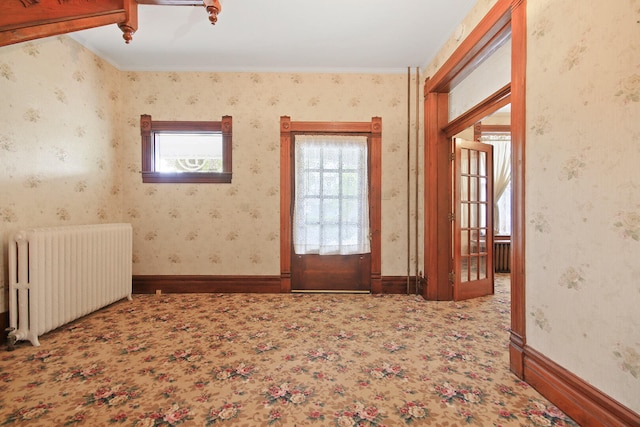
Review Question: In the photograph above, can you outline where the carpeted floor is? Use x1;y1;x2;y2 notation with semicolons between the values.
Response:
0;274;578;426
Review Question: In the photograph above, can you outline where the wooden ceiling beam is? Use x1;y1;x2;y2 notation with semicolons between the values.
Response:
0;0;138;47
0;0;221;49
136;1;203;5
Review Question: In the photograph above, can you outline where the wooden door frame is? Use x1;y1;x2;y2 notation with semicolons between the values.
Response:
423;0;526;377
280;116;382;294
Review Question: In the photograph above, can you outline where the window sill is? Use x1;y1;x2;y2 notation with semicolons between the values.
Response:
141;172;232;184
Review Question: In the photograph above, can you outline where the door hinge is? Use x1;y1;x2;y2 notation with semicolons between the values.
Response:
450;152;455;161
448;271;455;284
448;212;455;222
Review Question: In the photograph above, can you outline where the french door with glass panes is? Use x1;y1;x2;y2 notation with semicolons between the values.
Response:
453;138;494;300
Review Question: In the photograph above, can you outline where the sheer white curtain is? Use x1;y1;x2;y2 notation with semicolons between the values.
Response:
293;135;370;255
490;138;511;235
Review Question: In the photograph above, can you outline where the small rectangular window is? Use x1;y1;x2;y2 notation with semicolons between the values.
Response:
140;115;232;183
155;133;223;173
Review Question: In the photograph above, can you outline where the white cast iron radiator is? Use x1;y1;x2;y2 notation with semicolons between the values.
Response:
494;240;511;273
8;223;132;347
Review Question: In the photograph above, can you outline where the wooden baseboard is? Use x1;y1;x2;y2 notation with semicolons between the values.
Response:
133;275;282;294
381;276;421;294
133;275;423;295
524;346;639;427
509;331;525;378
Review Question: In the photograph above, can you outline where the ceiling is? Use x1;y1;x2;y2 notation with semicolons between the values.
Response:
69;0;477;73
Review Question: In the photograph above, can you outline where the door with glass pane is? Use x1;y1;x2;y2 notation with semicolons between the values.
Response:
453;138;494;300
291;135;371;292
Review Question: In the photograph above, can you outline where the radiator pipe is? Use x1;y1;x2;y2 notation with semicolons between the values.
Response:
415;67;420;295
406;67;411;295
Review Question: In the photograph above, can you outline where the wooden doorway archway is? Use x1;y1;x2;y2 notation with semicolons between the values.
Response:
423;0;526;377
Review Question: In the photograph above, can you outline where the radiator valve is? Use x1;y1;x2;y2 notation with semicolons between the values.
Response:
5;327;16;351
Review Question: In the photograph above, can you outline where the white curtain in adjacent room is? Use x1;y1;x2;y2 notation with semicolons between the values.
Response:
490;138;511;235
293;135;370;255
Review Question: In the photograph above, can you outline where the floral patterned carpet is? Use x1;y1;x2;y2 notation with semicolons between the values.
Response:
0;275;578;426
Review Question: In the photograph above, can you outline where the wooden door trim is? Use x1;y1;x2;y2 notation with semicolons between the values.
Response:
509;0;527;378
423;0;526;378
443;85;511;138
425;2;512;94
280;116;382;294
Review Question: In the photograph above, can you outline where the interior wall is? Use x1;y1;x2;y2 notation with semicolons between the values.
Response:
0;35;423;311
120;70;418;276
0;36;124;312
448;39;511;120
526;0;640;412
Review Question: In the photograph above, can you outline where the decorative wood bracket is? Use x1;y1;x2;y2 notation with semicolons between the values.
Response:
118;0;138;44
137;1;223;26
203;0;222;25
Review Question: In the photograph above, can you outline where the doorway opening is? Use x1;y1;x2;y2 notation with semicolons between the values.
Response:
474;111;512;275
423;0;526;377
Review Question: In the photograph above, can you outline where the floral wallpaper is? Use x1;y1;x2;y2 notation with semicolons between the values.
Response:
0;36;123;315
0;35;422;309
525;0;640;413
119;70;420;276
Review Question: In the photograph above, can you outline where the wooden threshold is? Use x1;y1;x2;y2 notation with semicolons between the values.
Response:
291;290;371;294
